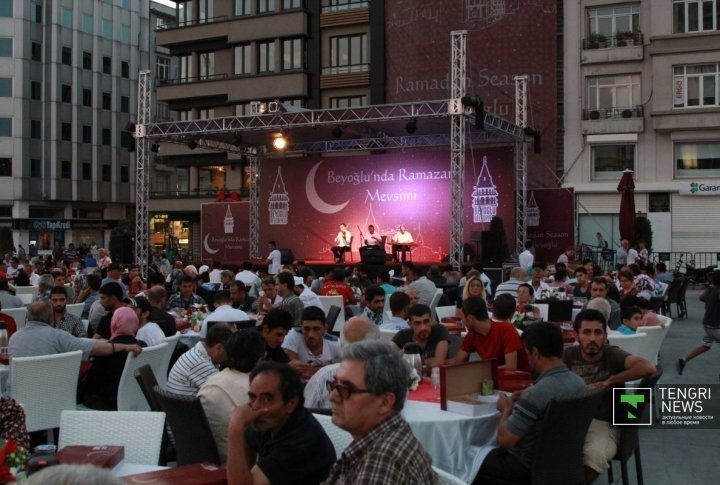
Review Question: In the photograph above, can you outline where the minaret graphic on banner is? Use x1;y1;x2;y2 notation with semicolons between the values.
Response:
269;167;289;225
224;204;234;233
472;156;499;223
527;192;540;227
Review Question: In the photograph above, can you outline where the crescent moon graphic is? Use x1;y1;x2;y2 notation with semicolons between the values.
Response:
306;162;349;214
203;234;220;255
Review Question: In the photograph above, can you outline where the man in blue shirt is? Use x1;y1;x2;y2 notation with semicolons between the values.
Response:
474;322;587;484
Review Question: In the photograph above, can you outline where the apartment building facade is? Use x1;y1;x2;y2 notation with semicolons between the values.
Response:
564;0;720;254
151;0;383;257
0;0;159;253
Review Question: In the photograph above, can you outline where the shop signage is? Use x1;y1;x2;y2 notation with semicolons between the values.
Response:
27;219;113;231
679;181;720;195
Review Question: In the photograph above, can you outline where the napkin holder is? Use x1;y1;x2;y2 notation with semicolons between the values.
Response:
440;360;497;416
57;445;124;469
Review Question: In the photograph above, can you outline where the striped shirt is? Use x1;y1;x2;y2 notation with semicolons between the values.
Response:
166;341;218;396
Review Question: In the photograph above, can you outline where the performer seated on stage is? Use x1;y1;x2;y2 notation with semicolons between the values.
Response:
363;225;383;247
392;224;414;263
331;223;353;263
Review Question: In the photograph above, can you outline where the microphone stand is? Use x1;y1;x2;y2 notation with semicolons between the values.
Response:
357;225;365;246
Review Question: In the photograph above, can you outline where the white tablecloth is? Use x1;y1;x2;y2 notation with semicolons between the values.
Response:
402;400;499;483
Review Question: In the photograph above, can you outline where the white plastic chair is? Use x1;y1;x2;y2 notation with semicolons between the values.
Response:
319;295;345;332
59;410;166;465
10;350;83;441
607;332;647;357
313;413;353;455
433;466;468;485
435;305;457;321
380;329;398;343
65;303;84;317
631;326;667;365
2;307;27;330
534;303;549;322
12;286;37;296
17;294;34;305
158;332;181;388
117;342;169;411
429;289;443;315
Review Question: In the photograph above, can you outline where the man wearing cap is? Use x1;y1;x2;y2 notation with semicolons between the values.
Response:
277;272;304;327
101;264;128;300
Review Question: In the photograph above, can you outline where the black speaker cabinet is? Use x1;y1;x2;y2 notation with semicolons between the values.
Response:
279;248;294;264
360;246;386;264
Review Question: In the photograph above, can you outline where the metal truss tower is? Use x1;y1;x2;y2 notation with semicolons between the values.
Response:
248;150;260;258
135;70;151;277
449;30;467;270
514;75;529;255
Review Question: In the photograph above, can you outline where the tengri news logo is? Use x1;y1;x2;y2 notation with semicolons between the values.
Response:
612;388;652;426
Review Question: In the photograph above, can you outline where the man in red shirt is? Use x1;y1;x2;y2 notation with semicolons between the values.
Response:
453;296;529;371
320;267;356;306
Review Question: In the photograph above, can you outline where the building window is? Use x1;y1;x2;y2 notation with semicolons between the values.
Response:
258;0;276;14
235;103;252;116
587;4;640;42
120;165;129;183
282;38;302;71
121;131;131;148
82;13;93;33
177;109;192;121
180;54;193;82
82;162;92;180
199;0;214;23
676;141;720;176
674;0;719;33
330;95;367;108
30;159;41;177
325;0;368;12
30;120;41;139
61;84;71;103
329;34;367;74
82;125;92;143
649;193;671;212
591;144;635;180
0;118;11;136
61;7;73;28
120;96;130;113
0;38;11;57
258;41;275;73
199;166;226;191
0;0;11;17
31;81;41;100
198;108;214;119
235;0;251;16
283;0;301;9
83;51;92;69
102;128;111;145
82;89;92;107
103;56;111;75
0;78;10;97
586;74;641;117
102;92;111;110
674;63;719;108
199;52;215;80
121;61;130;78
178;1;193;25
234;44;252;75
0;158;10;177
61;160;71;178
61;46;72;65
31;2;41;22
156;56;169;81
61;122;72;141
31;42;41;61
120;25;130;43
102;165;111;182
102;20;113;39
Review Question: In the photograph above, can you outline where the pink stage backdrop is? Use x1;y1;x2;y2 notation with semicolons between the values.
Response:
201;202;251;262
384;0;558;188
525;188;575;264
260;149;516;261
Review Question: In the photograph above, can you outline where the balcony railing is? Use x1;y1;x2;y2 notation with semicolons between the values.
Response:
322;1;369;13
582;106;644;120
158;73;229;85
156;15;229;31
150;187;249;199
321;63;369;75
583;31;643;50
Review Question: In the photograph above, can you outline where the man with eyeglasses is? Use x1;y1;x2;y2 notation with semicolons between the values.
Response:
226;362;336;485
323;340;438;484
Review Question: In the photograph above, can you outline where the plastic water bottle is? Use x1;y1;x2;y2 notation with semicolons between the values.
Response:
431;367;441;389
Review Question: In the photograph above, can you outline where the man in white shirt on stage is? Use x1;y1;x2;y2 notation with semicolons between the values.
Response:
392;225;414;263
331;223;352;263
364;225;383;246
266;241;281;276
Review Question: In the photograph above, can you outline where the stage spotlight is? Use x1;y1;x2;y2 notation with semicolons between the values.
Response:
150;143;160;153
523;126;536;136
272;134;287;151
124;121;136;133
405;119;417;134
232;134;243;147
187;139;198;150
331;126;343;138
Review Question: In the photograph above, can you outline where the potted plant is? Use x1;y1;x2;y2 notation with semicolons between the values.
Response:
616;30;637;46
587;32;604;49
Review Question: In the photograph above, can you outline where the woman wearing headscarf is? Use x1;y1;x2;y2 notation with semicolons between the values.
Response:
78;306;147;410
